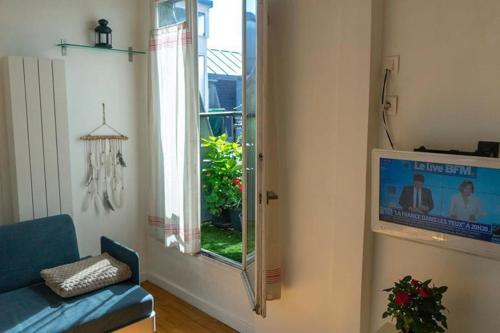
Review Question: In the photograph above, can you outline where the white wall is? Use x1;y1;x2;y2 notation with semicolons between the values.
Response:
370;1;500;332
0;0;149;258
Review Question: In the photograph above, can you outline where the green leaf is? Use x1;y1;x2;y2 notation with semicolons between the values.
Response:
436;286;448;294
201;134;243;214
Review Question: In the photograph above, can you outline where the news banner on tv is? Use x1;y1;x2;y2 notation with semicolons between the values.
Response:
379;158;500;244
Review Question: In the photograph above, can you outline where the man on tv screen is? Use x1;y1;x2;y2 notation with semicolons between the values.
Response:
398;173;434;214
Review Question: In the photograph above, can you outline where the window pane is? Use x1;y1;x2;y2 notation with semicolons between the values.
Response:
157;0;187;27
199;0;244;263
244;0;257;258
198;13;206;36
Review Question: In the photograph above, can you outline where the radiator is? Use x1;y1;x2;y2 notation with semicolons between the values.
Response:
1;56;72;222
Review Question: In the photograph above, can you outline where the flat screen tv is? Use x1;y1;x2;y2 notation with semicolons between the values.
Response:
372;149;500;259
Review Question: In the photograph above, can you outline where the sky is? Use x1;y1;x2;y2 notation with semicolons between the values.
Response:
207;0;242;52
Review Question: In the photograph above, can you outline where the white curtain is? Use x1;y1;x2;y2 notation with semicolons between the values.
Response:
147;0;200;254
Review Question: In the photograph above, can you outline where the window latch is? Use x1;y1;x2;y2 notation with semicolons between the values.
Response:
266;191;279;204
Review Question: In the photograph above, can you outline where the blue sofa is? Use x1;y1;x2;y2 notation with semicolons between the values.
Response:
0;215;154;333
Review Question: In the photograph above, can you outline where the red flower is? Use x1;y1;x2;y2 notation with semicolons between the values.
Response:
417;287;431;298
411;279;420;287
395;292;410;306
238;183;243;192
233;178;241;184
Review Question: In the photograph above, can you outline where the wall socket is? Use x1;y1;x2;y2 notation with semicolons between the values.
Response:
384;96;398;115
384;55;400;73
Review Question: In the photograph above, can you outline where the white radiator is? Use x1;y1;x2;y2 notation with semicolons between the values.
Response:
1;56;72;222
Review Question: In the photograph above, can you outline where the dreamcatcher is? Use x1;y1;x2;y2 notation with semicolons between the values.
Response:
81;103;127;212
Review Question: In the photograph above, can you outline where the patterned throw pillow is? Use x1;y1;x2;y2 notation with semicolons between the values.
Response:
41;252;132;298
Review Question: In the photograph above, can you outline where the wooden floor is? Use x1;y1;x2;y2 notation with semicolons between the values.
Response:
142;281;238;333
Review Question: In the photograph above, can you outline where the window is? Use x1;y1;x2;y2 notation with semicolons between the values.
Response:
198;0;245;264
151;0;276;317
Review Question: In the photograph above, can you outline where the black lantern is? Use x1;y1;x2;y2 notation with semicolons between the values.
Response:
95;19;112;48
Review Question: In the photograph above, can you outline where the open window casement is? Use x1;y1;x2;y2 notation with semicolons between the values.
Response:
241;0;281;317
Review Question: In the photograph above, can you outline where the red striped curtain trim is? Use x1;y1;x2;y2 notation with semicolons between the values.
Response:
266;273;281;277
266;268;282;283
266;277;282;283
148;215;200;240
149;31;192;51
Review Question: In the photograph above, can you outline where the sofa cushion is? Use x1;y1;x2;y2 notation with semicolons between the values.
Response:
0;215;80;293
41;253;132;298
0;282;154;333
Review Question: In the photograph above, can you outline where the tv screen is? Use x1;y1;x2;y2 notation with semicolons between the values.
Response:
379;157;500;244
373;149;500;259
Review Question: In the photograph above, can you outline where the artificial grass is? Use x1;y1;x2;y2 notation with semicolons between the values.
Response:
201;223;243;262
201;221;255;263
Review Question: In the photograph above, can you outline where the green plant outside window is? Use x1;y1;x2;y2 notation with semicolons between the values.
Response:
201;134;243;217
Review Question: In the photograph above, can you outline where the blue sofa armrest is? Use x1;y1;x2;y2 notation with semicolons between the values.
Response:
100;236;140;285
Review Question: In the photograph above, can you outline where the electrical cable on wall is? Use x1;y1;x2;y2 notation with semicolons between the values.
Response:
381;68;396;150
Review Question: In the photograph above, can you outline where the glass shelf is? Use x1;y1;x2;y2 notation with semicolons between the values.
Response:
57;41;146;62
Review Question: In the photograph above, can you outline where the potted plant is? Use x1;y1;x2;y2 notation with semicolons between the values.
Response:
383;275;448;333
201;134;243;230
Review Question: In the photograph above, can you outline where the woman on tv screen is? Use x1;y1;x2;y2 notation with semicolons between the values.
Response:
448;180;484;222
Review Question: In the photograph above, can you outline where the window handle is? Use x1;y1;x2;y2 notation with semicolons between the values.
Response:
266;191;279;204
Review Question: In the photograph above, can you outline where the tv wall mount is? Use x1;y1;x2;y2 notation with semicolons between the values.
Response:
414;141;499;158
